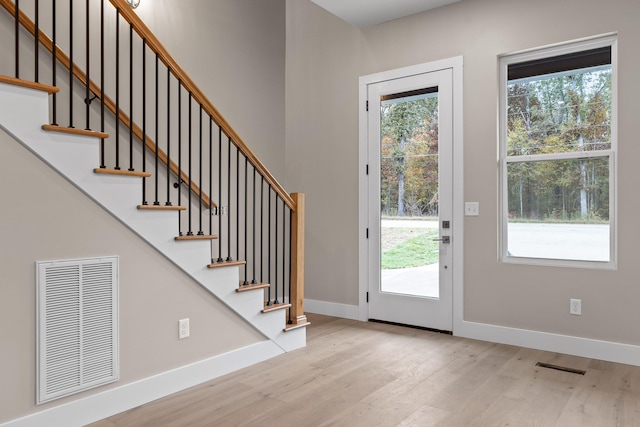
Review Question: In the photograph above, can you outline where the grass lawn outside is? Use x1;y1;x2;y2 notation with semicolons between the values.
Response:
381;228;439;269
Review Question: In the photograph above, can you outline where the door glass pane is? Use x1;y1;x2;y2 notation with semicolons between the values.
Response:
379;88;440;298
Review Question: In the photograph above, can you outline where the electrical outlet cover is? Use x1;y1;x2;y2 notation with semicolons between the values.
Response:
179;318;190;339
570;299;581;316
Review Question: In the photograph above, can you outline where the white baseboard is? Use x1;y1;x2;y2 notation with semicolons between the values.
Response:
305;297;640;367
1;341;283;427
305;299;360;320
455;319;640;367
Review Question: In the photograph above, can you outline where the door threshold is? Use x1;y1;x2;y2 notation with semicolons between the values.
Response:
368;318;452;335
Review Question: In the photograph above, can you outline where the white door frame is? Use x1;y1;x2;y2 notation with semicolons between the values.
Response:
358;56;464;332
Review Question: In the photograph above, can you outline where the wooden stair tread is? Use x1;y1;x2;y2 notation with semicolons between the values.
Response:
207;260;246;269
174;234;218;241
0;75;59;94
94;167;152;178
42;124;109;139
137;204;187;211
284;321;311;332
236;282;269;293
262;302;291;313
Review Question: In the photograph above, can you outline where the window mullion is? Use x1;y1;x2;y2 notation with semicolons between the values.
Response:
505;149;612;164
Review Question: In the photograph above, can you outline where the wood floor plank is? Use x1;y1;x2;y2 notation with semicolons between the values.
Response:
320;401;418;427
88;314;640;427
465;394;525;427
516;384;574;427
87;420;118;427
398;403;450;427
444;373;519;426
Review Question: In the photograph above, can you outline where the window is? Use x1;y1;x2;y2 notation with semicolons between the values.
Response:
499;36;616;267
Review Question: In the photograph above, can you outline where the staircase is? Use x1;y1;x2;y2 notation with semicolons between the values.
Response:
0;0;307;373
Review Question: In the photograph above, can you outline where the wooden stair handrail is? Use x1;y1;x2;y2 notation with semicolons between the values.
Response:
108;0;295;211
0;0;214;209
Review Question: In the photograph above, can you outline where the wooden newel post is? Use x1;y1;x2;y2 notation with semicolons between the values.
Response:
289;192;307;326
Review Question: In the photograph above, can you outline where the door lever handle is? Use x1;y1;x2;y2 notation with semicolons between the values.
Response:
432;236;451;244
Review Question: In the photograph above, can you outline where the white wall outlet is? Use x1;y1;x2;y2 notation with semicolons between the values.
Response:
570;299;582;316
465;202;479;216
179;318;190;339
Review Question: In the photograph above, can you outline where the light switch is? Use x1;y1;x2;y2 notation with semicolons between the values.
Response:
465;202;479;216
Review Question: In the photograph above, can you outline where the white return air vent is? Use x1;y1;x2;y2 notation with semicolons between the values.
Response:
36;256;119;404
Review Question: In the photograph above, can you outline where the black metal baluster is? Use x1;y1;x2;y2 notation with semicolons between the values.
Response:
153;54;159;205
226;136;233;262
243;157;249;285
128;24;134;172
68;0;74;128
209;117;213;242
252;167;257;284
187;93;193;234
14;0;19;78
282;200;287;306
198;104;203;235
288;207;293;323
267;187;272;305
99;0;104;144
217;126;223;263
141;39;147;204
34;0;38;82
84;0;90;130
261;177;266;299
236;145;240;263
165;68;171;205
52;0;58;125
274;193;279;304
177;81;183;235
114;10;120;169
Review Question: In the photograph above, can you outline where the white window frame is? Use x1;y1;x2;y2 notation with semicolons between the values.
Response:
499;34;617;269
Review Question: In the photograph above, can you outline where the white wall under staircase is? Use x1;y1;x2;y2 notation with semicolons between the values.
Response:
0;81;305;427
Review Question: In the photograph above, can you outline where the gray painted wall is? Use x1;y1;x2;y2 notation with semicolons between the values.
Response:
285;0;640;345
135;0;286;179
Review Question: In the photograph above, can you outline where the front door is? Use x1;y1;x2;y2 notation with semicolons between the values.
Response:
367;68;453;331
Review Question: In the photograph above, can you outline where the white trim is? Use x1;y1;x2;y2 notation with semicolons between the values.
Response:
304;304;640;367
358;70;370;322
359;57;463;86
305;299;360;320
498;33;617;65
0;341;283;427
455;320;640;367
358;56;464;328
498;34;617;269
450;58;465;337
505;149;612;163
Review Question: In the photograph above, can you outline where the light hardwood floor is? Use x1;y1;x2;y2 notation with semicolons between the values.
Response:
89;314;640;426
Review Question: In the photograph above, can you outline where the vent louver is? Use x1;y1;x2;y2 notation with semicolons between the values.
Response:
37;257;119;404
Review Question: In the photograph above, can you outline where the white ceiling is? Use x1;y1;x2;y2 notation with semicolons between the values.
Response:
309;0;462;28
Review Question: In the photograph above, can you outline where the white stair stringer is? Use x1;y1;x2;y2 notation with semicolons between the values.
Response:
0;81;306;353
